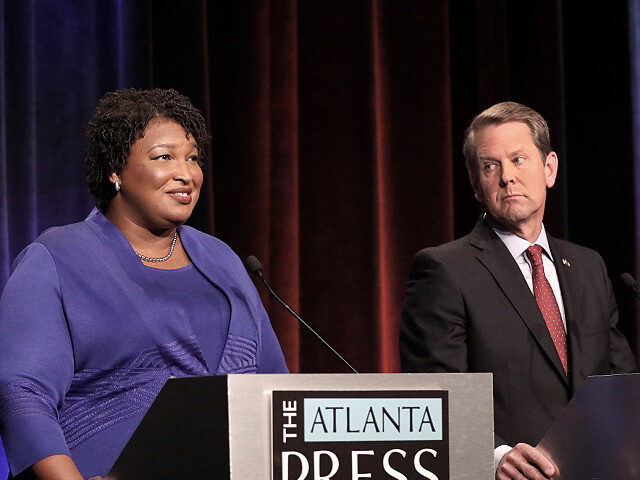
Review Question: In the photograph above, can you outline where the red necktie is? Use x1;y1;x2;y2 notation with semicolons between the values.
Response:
525;244;568;374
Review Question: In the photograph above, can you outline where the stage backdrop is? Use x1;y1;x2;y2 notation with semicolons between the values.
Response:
2;1;640;476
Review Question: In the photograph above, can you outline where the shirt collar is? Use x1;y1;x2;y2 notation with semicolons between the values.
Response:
485;216;554;262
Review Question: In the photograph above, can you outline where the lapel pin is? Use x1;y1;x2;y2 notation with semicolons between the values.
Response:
562;258;571;267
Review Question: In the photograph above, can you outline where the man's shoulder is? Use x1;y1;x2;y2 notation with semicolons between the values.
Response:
409;233;481;278
413;220;490;263
416;235;475;259
548;235;605;265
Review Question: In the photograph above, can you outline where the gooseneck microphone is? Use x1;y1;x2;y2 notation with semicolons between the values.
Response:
620;272;640;300
245;255;359;374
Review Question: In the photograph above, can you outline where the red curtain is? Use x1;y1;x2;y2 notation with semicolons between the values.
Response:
146;0;638;372
201;1;457;373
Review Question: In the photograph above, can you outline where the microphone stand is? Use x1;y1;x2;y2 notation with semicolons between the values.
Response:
246;256;359;374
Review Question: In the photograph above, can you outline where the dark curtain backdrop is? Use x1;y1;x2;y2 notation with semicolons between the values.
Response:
1;1;640;475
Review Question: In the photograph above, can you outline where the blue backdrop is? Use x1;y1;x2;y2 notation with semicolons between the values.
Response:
0;0;151;288
0;1;150;476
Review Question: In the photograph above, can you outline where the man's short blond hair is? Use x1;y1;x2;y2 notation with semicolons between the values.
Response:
463;101;552;175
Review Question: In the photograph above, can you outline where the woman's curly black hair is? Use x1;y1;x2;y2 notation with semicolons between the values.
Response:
86;88;209;212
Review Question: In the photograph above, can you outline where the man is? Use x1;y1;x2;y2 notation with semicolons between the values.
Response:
400;102;637;480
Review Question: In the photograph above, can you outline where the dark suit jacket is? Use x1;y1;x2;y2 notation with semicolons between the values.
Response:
400;218;637;447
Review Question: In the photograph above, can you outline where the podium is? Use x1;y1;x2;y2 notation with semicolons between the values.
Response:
106;373;494;480
538;373;640;480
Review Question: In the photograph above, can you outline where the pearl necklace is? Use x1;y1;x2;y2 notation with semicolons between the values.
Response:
135;232;178;262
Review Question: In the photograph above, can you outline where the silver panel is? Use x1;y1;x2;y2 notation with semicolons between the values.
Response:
227;373;494;480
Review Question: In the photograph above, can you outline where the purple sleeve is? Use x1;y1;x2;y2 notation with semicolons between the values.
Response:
256;306;289;373
0;244;74;475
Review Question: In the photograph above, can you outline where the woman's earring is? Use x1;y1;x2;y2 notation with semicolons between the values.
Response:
114;180;121;192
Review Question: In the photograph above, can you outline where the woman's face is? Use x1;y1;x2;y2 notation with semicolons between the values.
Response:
110;117;203;230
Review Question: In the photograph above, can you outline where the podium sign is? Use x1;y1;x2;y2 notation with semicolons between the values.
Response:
107;373;493;480
272;390;449;479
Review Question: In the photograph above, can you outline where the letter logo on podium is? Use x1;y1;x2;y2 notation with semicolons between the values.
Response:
273;390;449;479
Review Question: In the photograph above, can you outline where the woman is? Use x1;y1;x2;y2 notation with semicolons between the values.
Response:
0;89;288;479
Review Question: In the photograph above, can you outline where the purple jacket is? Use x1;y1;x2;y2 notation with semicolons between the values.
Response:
0;209;288;478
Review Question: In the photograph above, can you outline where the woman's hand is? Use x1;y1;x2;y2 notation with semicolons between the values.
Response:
28;454;84;480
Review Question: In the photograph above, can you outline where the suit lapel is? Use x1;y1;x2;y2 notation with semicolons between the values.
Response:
548;236;582;392
469;220;569;385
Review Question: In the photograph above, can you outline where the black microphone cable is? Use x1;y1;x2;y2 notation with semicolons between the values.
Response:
245;255;359;374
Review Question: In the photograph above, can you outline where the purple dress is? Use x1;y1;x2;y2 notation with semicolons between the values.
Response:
0;209;288;478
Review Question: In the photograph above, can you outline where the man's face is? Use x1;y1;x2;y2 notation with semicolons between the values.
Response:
470;121;558;236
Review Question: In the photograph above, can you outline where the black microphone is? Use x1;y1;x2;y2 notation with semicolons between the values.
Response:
245;255;359;374
621;272;640;300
